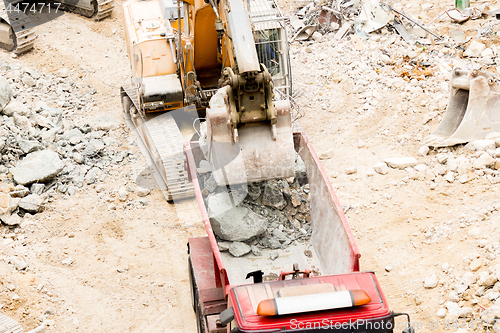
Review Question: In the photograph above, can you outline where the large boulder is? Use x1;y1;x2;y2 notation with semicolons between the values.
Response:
10;150;64;185
0;75;13;112
208;192;266;242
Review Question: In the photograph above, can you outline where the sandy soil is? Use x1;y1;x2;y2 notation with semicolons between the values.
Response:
1;0;500;332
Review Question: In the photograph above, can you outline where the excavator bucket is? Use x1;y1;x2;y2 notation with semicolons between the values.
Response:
426;69;500;147
206;88;295;186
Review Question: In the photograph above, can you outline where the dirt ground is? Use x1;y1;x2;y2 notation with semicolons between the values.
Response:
2;0;500;332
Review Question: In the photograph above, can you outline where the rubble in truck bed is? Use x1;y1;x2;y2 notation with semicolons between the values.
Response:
198;155;313;258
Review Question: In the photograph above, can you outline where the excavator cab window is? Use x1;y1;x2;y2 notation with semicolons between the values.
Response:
254;29;281;76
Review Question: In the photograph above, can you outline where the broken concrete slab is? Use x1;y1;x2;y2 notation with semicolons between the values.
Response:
229;242;252;257
262;180;287;210
208;192;267;242
19;194;43;213
11;150;64;185
384;157;418;169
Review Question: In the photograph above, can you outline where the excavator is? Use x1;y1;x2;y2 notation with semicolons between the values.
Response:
0;0;114;54
120;0;296;200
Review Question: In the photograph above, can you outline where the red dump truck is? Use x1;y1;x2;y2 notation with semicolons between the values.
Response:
184;132;413;333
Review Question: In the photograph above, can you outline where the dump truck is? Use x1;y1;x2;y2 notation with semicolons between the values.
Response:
185;132;414;333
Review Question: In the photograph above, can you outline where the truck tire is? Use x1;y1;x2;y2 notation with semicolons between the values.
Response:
188;255;206;333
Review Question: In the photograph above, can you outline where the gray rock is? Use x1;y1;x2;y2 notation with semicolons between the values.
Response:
31;114;54;128
41;128;58;143
10;185;29;198
136;187;151;197
465;140;496;152
418;145;430;156
345;166;357;175
228;242;251;257
0;214;21;226
246;183;261;201
57;68;69;78
474;153;494;169
13;113;31;130
481;305;500;325
83;139;105;157
88;115;120;131
208;192;266;242
374;162;389;175
217;241;231;252
11;150;64;185
30;183;45;195
418;146;430;156
319;148;334;160
262;180;287;210
295;153;307;180
448;290;459;302
424;274;439;288
436;153;448;164
270;251;279;260
118;187;128;202
72;152;84;164
19;194;43;213
18;140;41;154
445;302;459;321
62;128;84;144
2;100;28;117
12;258;28;271
0;76;13;111
251;245;262;256
67;185;76;196
84;167;100;185
21;76;36;87
384;157;418;169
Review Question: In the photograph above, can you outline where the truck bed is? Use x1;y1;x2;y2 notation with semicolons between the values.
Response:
185;132;360;289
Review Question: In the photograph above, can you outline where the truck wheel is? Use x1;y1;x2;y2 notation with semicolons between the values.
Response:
188;256;196;311
188;256;206;333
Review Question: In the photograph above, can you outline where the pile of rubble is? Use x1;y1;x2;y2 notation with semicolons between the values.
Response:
199;156;312;258
0;62;145;227
362;137;500;190
422;235;500;331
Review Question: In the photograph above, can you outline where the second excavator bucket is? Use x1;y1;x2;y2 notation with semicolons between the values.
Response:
426;69;500;147
206;88;295;186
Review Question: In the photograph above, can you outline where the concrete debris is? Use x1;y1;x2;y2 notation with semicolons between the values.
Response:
424;274;439;288
11;150;64;185
0;75;13;111
262;180;287;210
228;242;252;257
202;171;311;249
373;162;389;175
19;194;44;213
209;204;267;242
384;157;418;169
